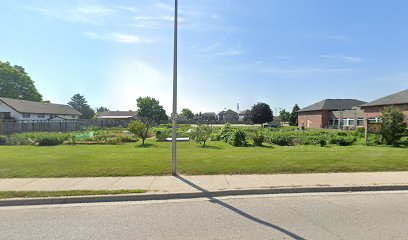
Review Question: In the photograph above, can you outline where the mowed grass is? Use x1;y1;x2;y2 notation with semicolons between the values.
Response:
0;190;146;199
0;140;407;178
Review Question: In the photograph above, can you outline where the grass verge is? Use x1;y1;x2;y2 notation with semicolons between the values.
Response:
0;190;146;199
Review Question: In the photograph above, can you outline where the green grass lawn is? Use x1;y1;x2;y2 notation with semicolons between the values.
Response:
0;140;407;178
0;190;146;199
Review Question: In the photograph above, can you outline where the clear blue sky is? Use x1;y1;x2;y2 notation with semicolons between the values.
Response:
1;0;407;114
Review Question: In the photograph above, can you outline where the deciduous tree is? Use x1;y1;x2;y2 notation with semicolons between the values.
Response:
250;102;273;125
0;61;42;101
380;106;406;146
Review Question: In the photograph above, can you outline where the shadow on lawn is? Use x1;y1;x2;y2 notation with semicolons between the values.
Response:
175;175;305;240
198;145;223;150
134;143;156;148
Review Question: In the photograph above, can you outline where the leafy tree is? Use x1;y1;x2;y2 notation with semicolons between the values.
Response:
128;120;150;145
96;106;109;113
192;124;212;146
279;109;291;123
181;108;194;120
250;102;273;124
380;106;406;146
68;94;95;119
137;97;168;125
0;60;42;101
289;104;300;126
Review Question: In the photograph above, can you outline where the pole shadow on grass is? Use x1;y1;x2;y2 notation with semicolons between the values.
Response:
175;175;305;240
134;143;155;148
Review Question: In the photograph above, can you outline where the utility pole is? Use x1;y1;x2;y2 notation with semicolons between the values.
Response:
171;0;178;176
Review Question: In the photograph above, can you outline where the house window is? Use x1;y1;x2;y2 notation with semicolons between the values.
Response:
357;118;364;126
72;115;76;118
0;112;11;119
342;119;348;126
348;119;355;126
22;113;30;118
38;114;45;118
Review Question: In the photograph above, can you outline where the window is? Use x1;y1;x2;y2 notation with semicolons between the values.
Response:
357;118;364;126
22;113;30;118
0;112;11;119
38;114;45;118
348;119;354;126
72;115;76;118
342;119;348;126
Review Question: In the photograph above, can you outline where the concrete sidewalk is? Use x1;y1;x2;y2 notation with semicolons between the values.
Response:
1;172;408;193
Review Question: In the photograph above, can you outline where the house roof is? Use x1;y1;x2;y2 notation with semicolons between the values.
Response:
298;99;367;112
360;89;408;108
0;97;81;115
224;109;238;115
239;110;251;115
96;110;138;119
202;112;216;116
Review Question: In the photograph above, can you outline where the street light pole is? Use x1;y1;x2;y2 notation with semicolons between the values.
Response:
171;0;178;176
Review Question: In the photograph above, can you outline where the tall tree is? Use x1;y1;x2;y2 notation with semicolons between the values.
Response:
380;106;406;146
250;102;273;124
0;61;42;101
96;106;109;113
289;104;300;126
181;108;194;120
68;94;95;119
136;96;168;126
279;109;291;123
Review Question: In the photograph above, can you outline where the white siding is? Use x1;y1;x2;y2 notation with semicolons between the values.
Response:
0;101;23;120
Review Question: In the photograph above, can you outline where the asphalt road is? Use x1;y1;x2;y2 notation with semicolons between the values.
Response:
1;191;408;240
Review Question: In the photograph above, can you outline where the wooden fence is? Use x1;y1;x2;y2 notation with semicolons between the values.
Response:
0;120;133;135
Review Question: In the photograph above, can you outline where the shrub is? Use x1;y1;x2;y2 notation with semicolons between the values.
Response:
192;124;212;146
0;135;7;145
11;132;70;146
227;129;247;147
266;135;293;146
329;136;356;146
319;139;327;147
128;120;150;145
252;131;265;146
380;106;406;146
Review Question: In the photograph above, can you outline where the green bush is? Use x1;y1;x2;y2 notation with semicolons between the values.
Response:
227;129;247;147
252;131;265;146
329;136;356;146
0;135;7;145
266;134;293;146
11;132;70;146
319;139;327;147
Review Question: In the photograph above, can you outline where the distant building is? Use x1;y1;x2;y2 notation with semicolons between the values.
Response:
298;99;366;129
201;112;217;121
96;110;138;120
218;109;239;122
360;89;408;125
0;97;81;121
238;110;252;122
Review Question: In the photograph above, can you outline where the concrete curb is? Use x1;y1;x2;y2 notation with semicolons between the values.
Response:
1;184;408;207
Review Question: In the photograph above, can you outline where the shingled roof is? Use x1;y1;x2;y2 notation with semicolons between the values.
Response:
360;89;408;108
298;99;366;112
96;110;138;119
0;97;81;115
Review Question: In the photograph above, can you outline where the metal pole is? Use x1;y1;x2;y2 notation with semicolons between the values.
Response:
171;0;178;176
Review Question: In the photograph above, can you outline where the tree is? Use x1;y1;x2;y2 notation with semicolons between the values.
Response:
289;104;300;126
136;96;167;127
181;108;194;120
128;120;150;145
68;94;95;119
380;106;406;146
0;60;42;101
250;102;273;124
193;124;212;146
279;109;291;123
96;106;109;113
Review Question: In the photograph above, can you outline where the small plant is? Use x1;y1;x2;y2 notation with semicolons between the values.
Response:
252;130;264;146
227;129;247;147
128;120;150;145
319;139;327;147
192;124;212;146
329;136;356;146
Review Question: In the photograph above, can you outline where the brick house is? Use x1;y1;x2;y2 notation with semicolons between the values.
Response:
298;99;366;129
360;89;408;125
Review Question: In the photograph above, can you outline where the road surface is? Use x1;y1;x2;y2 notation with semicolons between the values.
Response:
1;191;407;239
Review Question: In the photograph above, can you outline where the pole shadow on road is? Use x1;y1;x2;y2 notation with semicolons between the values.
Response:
175;175;305;240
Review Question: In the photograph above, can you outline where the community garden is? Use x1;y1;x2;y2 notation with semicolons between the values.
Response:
0;123;407;178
